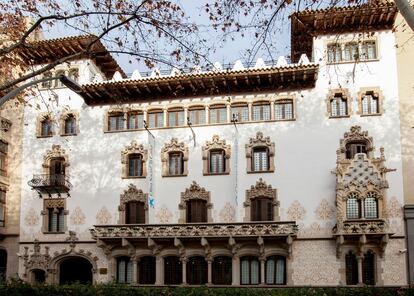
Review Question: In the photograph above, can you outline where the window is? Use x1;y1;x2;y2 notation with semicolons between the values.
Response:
346;193;360;219
138;256;155;284
48;207;65;232
188;107;205;125
64;114;76;135
252;147;269;172
168;108;184;127
209;105;227;124
32;269;46;283
330;94;348;117
108;113;124;131
275;99;294;120
41;72;52;88
40;117;53;136
125;201;145;224
252;102;270;121
169;152;184;176
186;199;207;223
251;197;273;221
212;256;232;285
327;44;342;63
49;157;65;186
164;256;182;285
68;68;79;82
55;70;65;87
0;250;6;281
209;149;225;174
117;257;133;283
346;142;367;159
360;41;377;60
231;103;249;122
361;93;379;115
344;43;359;61
148;110;164;128
240;256;260;285
187;256;207;285
127;112;144;129
0;190;5;227
128;154;143;177
362;251;375;285
345;251;358;285
265;256;286;285
0;141;7;177
364;192;378;219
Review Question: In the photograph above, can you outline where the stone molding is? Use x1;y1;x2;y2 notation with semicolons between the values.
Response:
161;138;188;176
245;132;275;173
42;144;70;174
356;87;385;116
326;88;352;118
178;181;213;223
202;135;231;175
36;112;54;137
59;111;79;136
121;141;148;178
118;184;149;224
41;198;68;233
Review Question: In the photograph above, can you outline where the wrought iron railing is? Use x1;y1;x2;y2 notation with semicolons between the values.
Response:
91;221;298;239
333;219;388;235
28;174;72;191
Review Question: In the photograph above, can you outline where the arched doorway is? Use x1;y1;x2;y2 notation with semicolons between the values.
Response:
59;257;92;284
0;249;7;281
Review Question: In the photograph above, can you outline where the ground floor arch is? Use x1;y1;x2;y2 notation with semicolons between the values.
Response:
59;256;93;284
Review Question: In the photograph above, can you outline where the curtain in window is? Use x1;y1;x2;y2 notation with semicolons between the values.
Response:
0;202;5;227
128;154;143;177
189;109;205;125
210;106;227;123
169;153;183;175
252;103;270;121
240;257;260;285
253;148;268;172
240;258;250;284
250;259;259;284
117;257;133;283
41;120;52;136
210;150;224;173
127;113;144;129
148;112;163;128
266;258;275;284
64;116;76;134
109;115;124;130
168;110;184;126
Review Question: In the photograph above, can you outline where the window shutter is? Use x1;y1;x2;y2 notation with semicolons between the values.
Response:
267;199;273;221
137;202;145;224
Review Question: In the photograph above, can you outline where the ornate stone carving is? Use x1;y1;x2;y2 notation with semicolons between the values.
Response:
41;198;68;233
36;112;54;137
96;206;112;225
155;206;173;223
121;141;148;178
24;208;40;226
161;138;189;176
333;219;388;235
219;203;236;223
315;199;335;221
356;87;385;116
20;240;51;279
42;145;69;171
337;125;373;160
70;206;86;225
245;132;275;173
118;184;148;224
244;178;279;221
387;196;403;218
91;221;298;239
179;181;212;223
202;135;231;175
287;200;306;221
326;88;352;118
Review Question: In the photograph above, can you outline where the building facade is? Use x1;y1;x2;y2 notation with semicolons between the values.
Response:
11;2;409;286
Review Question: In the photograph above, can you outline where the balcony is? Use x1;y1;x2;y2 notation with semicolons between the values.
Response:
333;219;389;235
91;221;298;240
28;174;72;197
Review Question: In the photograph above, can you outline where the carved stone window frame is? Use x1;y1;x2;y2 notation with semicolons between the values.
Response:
178;181;213;223
337;125;374;161
60;111;79;136
338;189;384;222
357;87;384;116
41;198;68;233
202;135;231;175
36;113;54;138
42;145;70;175
274;96;296;121
118;184;148;224
161;138;189;177
326;88;352;118
104;106;126;132
245;132;275;173
121;141;148;178
243;178;280;222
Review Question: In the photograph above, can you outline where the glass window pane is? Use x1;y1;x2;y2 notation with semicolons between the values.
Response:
266;258;275;284
347;198;359;219
275;258;285;284
126;260;133;283
364;195;378;219
251;259;259;284
241;258;249;284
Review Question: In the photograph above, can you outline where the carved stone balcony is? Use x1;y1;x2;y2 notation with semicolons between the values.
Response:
333;219;389;235
91;221;298;240
28;174;72;197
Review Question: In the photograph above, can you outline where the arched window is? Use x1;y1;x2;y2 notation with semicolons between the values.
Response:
41;72;52;88
231;103;249;122
125;201;145;224
345;251;358;285
209;149;225;174
164;256;182;285
127;111;144;129
169;152;184;176
209;104;227;124
188;106;205;125
64;114;77;135
251;197;273;221
346;141;367;159
330;94;348;117
327;43;342;63
363;250;375;285
252;101;270;121
212;256;232;285
147;109;164;128
117;256;133;283
361;93;379;115
275;99;294;120
128;154;143;177
203;135;231;176
68;68;79;82
240;256;260;285
265;256;286;285
187;256;207;285
346;193;360;219
0;249;6;281
40;117;53;137
252;147;269;172
364;192;378;219
186;199;207;223
168;107;184;127
138;256;155;284
55;70;65;87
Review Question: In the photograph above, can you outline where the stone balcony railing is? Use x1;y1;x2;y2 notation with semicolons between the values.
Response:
333;219;389;235
91;221;298;240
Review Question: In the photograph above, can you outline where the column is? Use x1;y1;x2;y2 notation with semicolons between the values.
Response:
357;255;363;285
270;100;275;120
226;103;231;123
205;106;209;124
248;102;253;121
207;257;213;285
143;110;147;127
181;257;188;285
184;107;188;125
405;205;414;285
232;256;240;285
132;257;138;284
260;257;266;285
155;255;163;285
163;109;167;127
